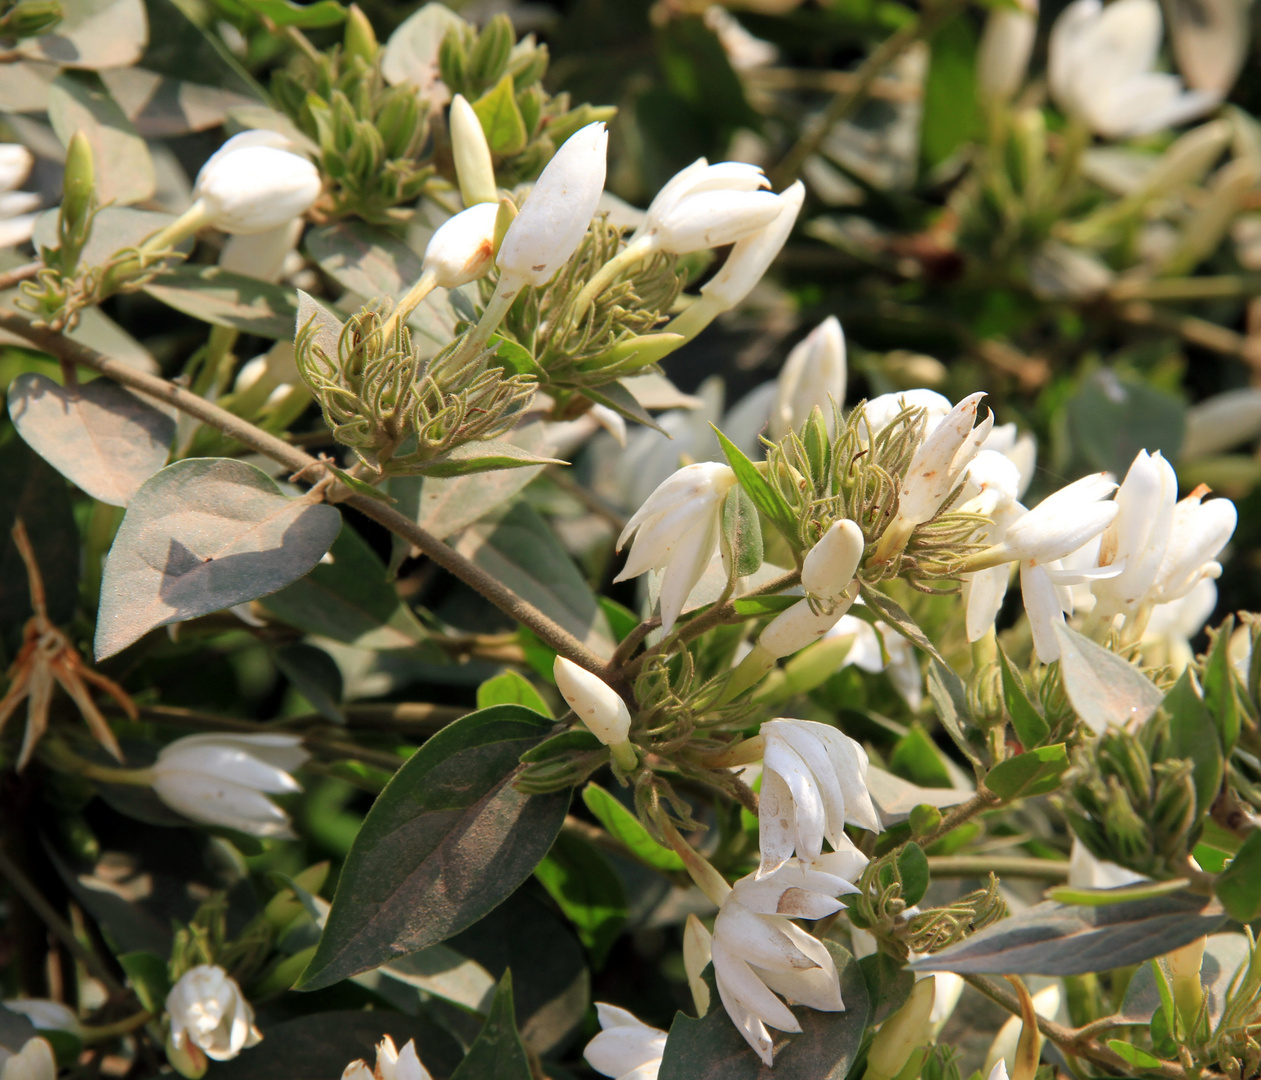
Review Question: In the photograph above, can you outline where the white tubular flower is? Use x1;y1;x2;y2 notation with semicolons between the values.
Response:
697;180;804;312
988;473;1119;566
149;734;308;838
977;0;1038;103
448;94;497;208
1144;578;1217;673
981;422;1037;498
758;598;849;659
712;858;858;1067
166;965;262;1064
1148;485;1236;604
614;462;737;634
989;1063;1011;1080
497;122;608;289
420;202;499;288
801;519;865;608
860;389;953;443
758;718;880;876
193;131;322;235
0;143;39;249
342;1035;433;1080
1092;450;1178;617
1047;0;1219;139
770;316;847;441
582;1004;666;1080
0;1038;56;1080
635;158;780;255
553;656;632;747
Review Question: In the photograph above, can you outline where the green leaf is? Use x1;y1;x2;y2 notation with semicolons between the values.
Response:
858;951;914;1026
239;0;346;27
1202;617;1240;754
117;952;170;1013
1053;623;1164;735
657;942;868;1080
732;595;799;616
984;745;1069;800
450;971;533;1080
721;482;763;579
304;221;424;301
582;783;684;872
1215;828;1261;922
410;440;566;478
713;426;798;541
889;723;953;789
1161;669;1223;815
478;670;552;717
1067;371;1185;477
261;525;427;650
273;642;344;723
327;465;396;503
997;645;1049;749
48;69;155;205
1106;1039;1167;1069
898;842;930;907
583;379;668;435
858;584;948;668
8;372;174;507
519;729;603;762
297;705;569;990
95;458;343;659
920;16;983;169
473;73;529;156
144;265;298;338
535;831;627;967
911;891;1227;976
489;335;543;377
925;659;984;766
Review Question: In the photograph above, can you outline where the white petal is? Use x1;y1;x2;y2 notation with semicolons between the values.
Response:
757;767;798;877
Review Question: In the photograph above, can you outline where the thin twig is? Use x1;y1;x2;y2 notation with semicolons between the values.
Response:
0;261;41;291
0;308;610;676
916;789;1001;848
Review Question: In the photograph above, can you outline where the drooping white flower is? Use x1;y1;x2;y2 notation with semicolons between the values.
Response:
166;965;261;1065
553;656;632;747
770;316;847;441
149;733;308;838
0;1037;56;1080
0;144;39;249
193;131;322;235
801;519;865;609
342;1035;433;1080
697;180;804;312
583;1004;666;1080
1048;0;1219;138
420;201;499;288
1091;450;1178;616
758;718;880;876
614;462;737;633
712;856;859;1066
633;158;781;255
497;122;608;289
1148;484;1236;604
977;0;1039;103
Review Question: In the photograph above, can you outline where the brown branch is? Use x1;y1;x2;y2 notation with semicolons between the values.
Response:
0;261;41;291
0;307;610;676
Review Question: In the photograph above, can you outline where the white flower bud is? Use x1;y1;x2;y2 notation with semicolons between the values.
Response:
497;122;608;289
759;598;848;659
639;159;780;254
699;180;804;311
553;656;631;747
977;0;1038;103
0;144;34;193
448;94;498;208
582;1004;667;1080
1182;388;1261;459
770;316;846;441
166;965;261;1064
193;131;321;235
801;519;864;607
149;733;308;838
421;202;499;288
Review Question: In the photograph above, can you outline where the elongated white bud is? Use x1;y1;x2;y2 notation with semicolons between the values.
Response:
801;519;864;607
759;596;854;659
449;94;498;207
771;316;846;441
193;131;322;235
977;2;1038;103
422;202;499;287
553;656;632;748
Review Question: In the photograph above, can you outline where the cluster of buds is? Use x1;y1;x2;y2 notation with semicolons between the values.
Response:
437;14;614;186
272;7;431;222
294;294;536;475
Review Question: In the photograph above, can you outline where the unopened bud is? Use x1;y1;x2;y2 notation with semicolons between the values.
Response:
863;976;936;1080
343;4;378;64
449;93;498;207
801;519;864;607
1166;935;1206;1035
552;657;634;763
759;597;850;660
422;202;498;287
470;13;513;83
62;129;95;232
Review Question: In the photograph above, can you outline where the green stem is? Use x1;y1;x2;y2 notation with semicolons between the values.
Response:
567;236;653;327
925;855;1070;881
661;295;722;344
380;268;438;342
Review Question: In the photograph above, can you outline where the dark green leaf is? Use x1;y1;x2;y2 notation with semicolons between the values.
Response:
657;942;868;1079
489;335;543;377
240;0;346;27
920;17;983;169
95;458;343;659
1215;828;1261;922
144;265;298;338
1161;670;1223;815
721;483;763;579
297;705;569;990
48;70;155;205
117;952;170;1013
733;595;799;616
911;892;1227;976
858;584;948;668
260;523;426;650
1067;371;1185;477
519;729;602;762
535;831;627;967
1053;623;1164;735
450;972;533;1080
984;745;1069;800
713;426;797;541
1106;1039;1167;1069
898;841;930;907
478;670;552;716
997;646;1049;749
473;73;529;156
274;642;344;723
583;380;668;435
582;783;684;871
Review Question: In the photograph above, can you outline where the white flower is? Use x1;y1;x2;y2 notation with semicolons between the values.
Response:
553;656;632;747
801;519;865;608
712;856;859;1066
981;422;1036;498
497;122;608;289
983;984;1060;1079
219;219;305;284
193;131;322;235
698;180;804;312
342;1035;433;1080
860;389;953;443
988;1063;1011;1080
634;158;781;255
448;94;497;208
614;462;737;633
3;1000;79;1034
583;1004;666;1080
0;144;39;249
1182;388;1261;458
1048;0;1219;138
977;0;1038;103
1143;578;1217;673
0;1037;55;1080
166;965;261;1064
770;316;847;441
1148;484;1236;604
149;733;308;838
1092;450;1178;616
758;718;880;876
989;472;1119;566
420;202;499;288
